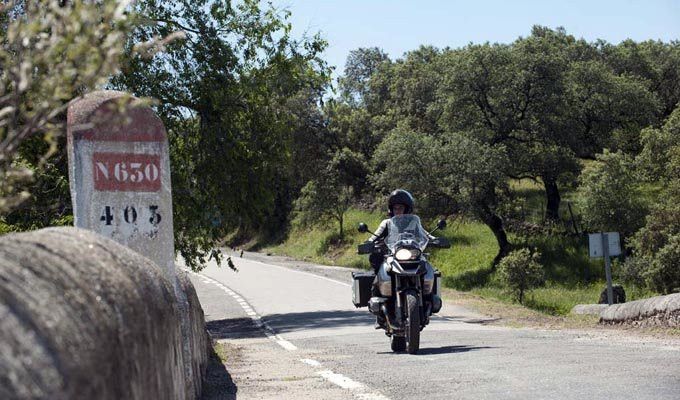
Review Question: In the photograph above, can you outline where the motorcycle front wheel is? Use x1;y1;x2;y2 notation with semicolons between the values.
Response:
405;292;421;354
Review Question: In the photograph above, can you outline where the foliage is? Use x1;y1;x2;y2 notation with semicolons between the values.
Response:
338;47;389;106
371;129;452;215
497;248;545;304
636;108;680;181
294;148;364;237
626;106;680;293
576;150;647;237
370;46;444;135
371;129;511;261
600;39;680;119
642;235;680;294
113;0;331;269
3;138;72;230
0;0;135;213
566;59;659;155
617;256;647;288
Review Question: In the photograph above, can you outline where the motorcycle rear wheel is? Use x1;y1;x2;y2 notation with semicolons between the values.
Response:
405;292;420;354
390;336;406;352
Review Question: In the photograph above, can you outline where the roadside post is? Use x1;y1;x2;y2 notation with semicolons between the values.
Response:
588;232;621;305
66;90;175;280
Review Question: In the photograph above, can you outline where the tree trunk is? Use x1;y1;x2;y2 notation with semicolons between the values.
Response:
478;205;511;267
543;177;561;221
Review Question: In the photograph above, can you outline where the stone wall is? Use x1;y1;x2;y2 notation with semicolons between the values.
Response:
176;269;209;399
599;292;680;327
0;227;207;400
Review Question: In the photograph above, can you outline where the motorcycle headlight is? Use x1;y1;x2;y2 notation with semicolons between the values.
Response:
395;248;421;261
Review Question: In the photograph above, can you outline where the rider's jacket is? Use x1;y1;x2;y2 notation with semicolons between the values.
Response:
368;219;391;242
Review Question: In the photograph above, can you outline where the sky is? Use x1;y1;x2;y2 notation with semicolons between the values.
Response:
271;0;680;82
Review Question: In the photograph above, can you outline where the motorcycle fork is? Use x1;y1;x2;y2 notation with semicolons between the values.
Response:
395;275;423;327
394;277;403;326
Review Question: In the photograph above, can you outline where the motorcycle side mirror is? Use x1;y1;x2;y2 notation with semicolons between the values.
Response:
358;223;369;233
437;219;447;230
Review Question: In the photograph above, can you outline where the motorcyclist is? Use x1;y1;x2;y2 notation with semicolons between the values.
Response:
368;189;434;271
366;189;435;329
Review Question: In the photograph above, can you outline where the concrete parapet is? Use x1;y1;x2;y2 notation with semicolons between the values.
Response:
599;293;680;327
0;227;206;399
176;269;209;399
570;304;608;316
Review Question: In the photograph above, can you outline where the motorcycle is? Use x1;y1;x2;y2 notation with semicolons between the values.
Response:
352;215;450;354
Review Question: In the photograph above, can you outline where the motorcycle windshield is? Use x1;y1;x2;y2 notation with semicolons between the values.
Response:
385;215;429;252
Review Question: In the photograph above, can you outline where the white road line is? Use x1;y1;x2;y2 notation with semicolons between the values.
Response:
317;370;365;390
194;271;299;352
355;393;392;400
300;358;321;367
236;258;352;288
299;359;391;399
276;339;298;351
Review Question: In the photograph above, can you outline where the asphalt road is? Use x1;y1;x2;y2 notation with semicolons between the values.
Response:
188;252;680;400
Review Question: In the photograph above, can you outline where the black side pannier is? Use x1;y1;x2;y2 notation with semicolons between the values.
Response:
352;272;374;307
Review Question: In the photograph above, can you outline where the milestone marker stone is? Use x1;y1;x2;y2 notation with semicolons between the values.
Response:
67;90;175;279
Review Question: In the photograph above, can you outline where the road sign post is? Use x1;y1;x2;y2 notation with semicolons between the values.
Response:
602;233;614;305
589;232;620;305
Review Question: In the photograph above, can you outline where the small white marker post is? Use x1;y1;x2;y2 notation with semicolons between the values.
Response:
588;232;621;305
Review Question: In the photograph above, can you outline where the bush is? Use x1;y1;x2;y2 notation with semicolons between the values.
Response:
643;234;680;294
497;248;545;304
618;257;647;288
576;150;647;237
626;105;680;293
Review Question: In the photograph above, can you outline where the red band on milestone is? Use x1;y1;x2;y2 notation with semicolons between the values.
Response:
73;106;166;142
77;130;164;142
93;152;161;192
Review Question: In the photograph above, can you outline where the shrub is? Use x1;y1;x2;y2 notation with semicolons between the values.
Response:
643;234;680;294
497;248;545;304
618;257;647;288
626;105;680;293
576;150;647;237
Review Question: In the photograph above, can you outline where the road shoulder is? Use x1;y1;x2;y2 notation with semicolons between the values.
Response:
189;268;388;400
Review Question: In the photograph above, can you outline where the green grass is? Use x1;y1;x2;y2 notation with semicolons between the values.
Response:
510;179;546;223
514;234;603;286
472;284;604;315
264;209;385;269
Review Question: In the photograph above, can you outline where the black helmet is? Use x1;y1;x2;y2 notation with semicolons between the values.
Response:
388;189;414;216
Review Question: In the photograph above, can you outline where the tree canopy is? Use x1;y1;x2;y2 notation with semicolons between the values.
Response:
4;11;680;286
111;0;332;267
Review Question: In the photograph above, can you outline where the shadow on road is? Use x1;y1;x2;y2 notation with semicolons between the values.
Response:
201;344;238;400
415;345;494;355
377;344;493;356
436;315;501;325
206;317;267;340
263;309;374;333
